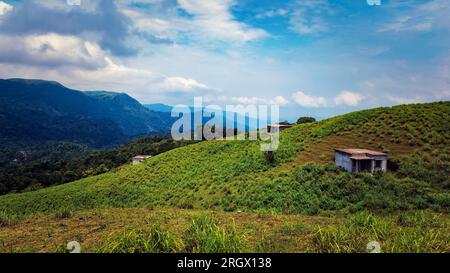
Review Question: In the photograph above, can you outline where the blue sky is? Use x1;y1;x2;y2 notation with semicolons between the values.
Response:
0;0;449;120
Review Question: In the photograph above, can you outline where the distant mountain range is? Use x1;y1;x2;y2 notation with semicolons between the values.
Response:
144;103;173;113
0;78;276;150
146;103;264;131
0;79;174;148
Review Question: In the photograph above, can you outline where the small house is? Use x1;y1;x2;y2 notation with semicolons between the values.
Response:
132;155;152;165
335;148;387;173
267;123;292;133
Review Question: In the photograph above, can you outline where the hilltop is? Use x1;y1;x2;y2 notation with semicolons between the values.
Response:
0;79;174;148
0;102;448;216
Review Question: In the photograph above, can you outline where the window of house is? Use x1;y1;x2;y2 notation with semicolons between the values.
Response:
375;160;382;168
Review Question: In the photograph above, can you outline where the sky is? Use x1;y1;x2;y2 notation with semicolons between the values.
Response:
0;0;449;120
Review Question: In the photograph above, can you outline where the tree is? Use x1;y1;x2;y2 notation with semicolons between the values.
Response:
297;117;316;124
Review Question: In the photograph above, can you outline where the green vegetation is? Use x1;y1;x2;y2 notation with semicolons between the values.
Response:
0;210;20;227
0;209;447;253
297;117;316;124
54;208;74;220
184;215;244;253
99;225;183;253
0;137;197;195
0;102;449;253
0;102;448;216
312;211;448;253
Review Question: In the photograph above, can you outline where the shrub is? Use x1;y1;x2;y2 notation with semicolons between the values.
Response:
184;215;245;253
297;117;316;124
263;151;276;166
54;208;73;219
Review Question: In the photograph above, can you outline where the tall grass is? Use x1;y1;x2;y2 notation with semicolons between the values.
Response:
99;224;183;253
184;215;245;253
384;228;444;253
312;211;448;253
0;210;20;227
98;215;245;253
54;208;74;220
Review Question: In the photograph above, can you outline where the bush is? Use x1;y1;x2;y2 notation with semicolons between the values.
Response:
297;117;316;124
184;215;245;253
54;208;73;219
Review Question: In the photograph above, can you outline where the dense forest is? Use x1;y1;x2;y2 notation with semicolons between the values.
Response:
0;137;198;195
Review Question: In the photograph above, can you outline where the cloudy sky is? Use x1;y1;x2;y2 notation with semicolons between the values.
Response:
0;0;449;120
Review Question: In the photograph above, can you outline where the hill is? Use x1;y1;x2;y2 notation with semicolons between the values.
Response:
0;79;174;148
0;102;448;216
0;137;197;195
144;103;173;113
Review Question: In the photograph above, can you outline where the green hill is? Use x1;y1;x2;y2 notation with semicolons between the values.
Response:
1;102;449;216
0;79;175;148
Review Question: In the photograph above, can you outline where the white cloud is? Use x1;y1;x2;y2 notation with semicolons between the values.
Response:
0;34;108;69
0;1;12;16
231;95;289;105
379;16;433;32
379;0;450;33
159;76;211;92
289;0;332;35
177;0;268;42
334;91;364;106
292;91;327;107
270;95;289;105
0;33;214;103
255;9;287;19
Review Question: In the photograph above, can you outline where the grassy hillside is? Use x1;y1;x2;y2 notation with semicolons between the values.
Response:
0;102;448;217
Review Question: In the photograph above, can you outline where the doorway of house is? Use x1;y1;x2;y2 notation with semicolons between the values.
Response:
359;160;372;172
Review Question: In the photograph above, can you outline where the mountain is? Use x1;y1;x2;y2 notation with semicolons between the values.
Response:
0;79;174;148
146;103;264;133
1;101;448;216
144;103;173;113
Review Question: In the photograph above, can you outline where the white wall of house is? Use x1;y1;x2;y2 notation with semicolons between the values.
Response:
335;151;353;172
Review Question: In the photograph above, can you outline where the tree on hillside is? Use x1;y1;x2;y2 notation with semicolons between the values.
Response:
297;117;316;124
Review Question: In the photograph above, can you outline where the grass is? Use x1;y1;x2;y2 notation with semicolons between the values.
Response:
99;224;183;253
1;102;448;217
0;208;447;253
184;214;244;253
0;210;20;227
312;211;449;253
54;208;74;220
0;102;449;253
